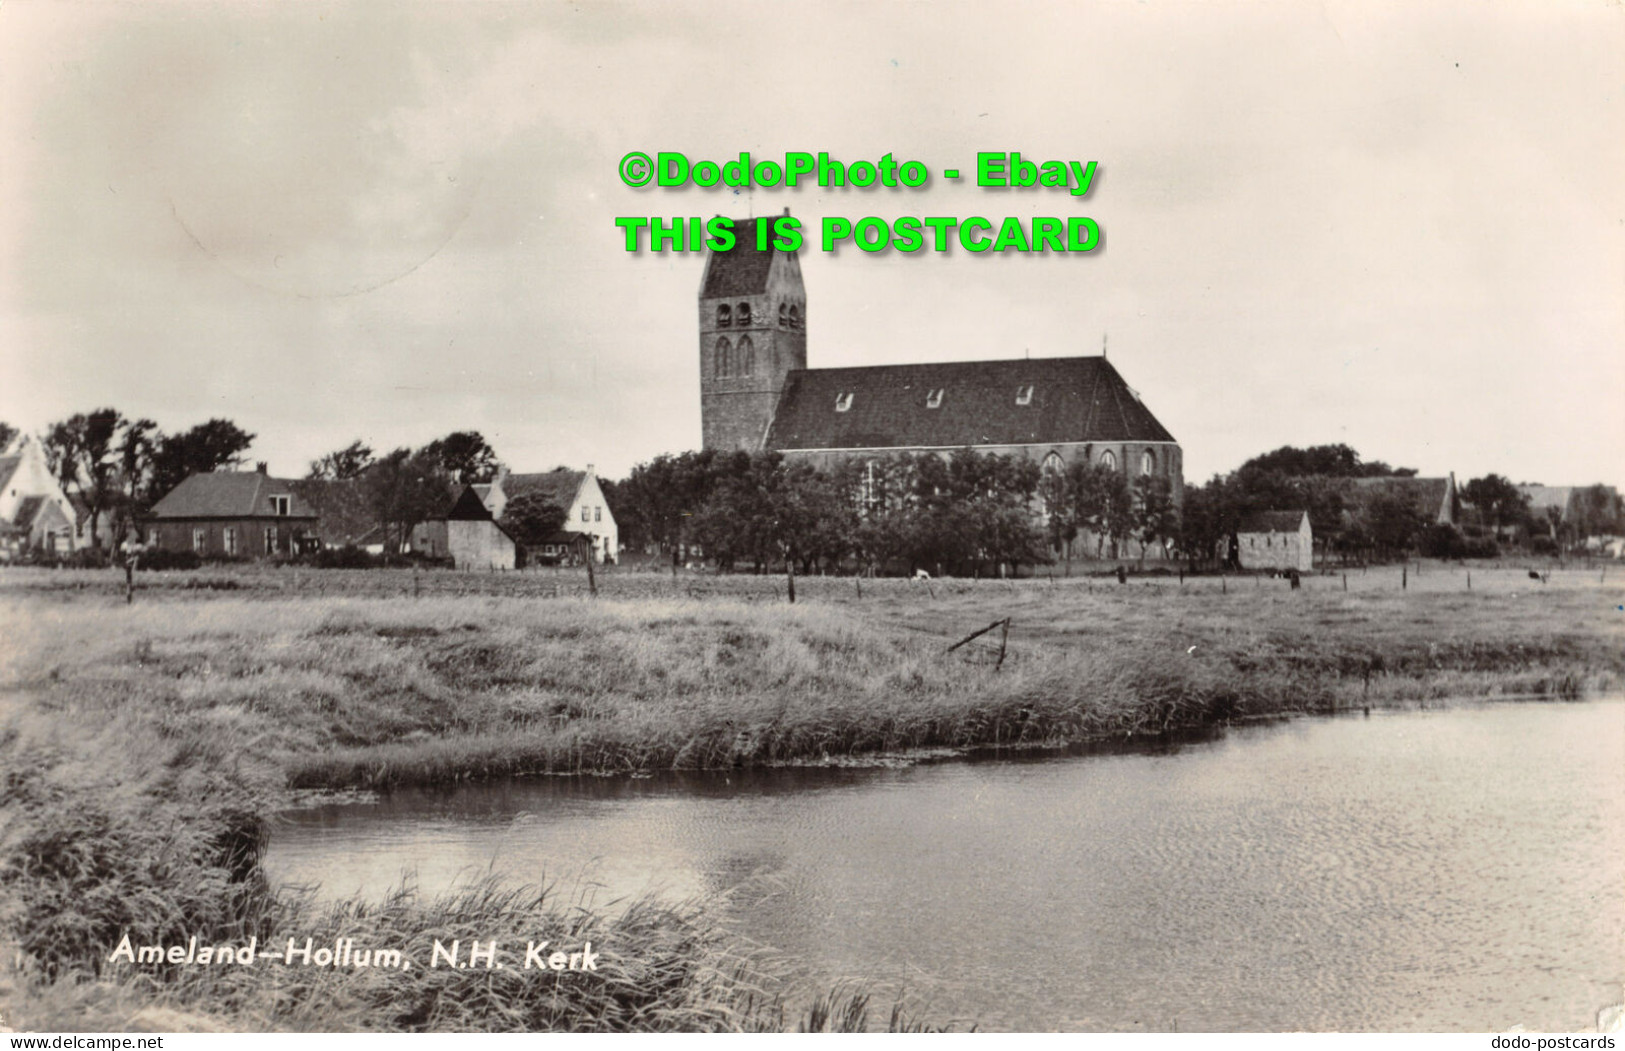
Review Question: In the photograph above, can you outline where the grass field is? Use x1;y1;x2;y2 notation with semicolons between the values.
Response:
1;560;1620;1031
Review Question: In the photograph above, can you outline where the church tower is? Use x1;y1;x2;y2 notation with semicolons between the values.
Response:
698;214;807;451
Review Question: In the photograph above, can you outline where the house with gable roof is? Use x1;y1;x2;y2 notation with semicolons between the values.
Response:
147;466;318;557
0;434;82;559
472;466;618;564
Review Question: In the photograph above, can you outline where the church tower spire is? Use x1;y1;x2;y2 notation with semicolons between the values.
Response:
697;212;807;451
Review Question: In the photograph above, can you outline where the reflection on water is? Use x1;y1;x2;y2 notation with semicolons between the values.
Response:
268;701;1625;1032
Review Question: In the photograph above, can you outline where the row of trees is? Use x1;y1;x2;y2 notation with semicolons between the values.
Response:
610;442;1623;575
612;448;1180;576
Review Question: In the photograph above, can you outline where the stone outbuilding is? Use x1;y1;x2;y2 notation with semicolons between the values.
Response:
412;486;517;570
1234;509;1313;573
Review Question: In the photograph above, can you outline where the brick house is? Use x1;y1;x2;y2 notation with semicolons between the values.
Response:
147;468;319;557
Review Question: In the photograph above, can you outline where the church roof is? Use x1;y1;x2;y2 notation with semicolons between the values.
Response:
699;218;782;297
763;355;1177;452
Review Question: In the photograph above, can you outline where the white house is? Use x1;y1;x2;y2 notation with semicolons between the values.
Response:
479;465;618;564
1234;509;1313;573
0;434;82;558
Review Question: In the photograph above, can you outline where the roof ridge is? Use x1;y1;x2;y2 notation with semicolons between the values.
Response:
786;354;1109;377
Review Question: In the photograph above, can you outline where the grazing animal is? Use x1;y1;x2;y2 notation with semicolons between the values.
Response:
913;569;931;581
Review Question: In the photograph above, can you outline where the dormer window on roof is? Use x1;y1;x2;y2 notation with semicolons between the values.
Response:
270;495;290;516
834;392;854;413
925;388;945;409
1015;384;1034;406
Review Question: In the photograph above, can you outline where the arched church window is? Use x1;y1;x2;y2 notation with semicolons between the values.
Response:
789;305;801;330
738;335;755;377
1141;450;1155;476
1100;449;1117;471
717;304;731;328
1040;451;1065;517
736;301;751;325
715;336;732;377
779;303;788;327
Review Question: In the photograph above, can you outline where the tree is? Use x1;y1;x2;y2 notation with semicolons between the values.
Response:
421;431;501;484
359;447;455;554
0;421;16;451
499;491;567;548
1569;484;1623;540
1361;492;1428;558
618;450;725;562
308;440;375;481
113;418;159;541
149;419;256;502
43;408;124;552
1460;474;1528;533
1238;444;1415;479
1134;474;1178;561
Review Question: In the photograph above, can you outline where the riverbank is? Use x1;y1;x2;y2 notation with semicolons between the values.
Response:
2;567;1620;1030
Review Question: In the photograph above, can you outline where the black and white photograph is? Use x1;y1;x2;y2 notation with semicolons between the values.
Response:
1;0;1621;1036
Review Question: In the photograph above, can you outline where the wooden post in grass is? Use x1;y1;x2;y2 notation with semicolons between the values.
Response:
1402;565;1407;590
785;557;796;604
1467;570;1471;591
1342;573;1347;592
585;535;597;597
995;618;1011;671
946;617;1008;654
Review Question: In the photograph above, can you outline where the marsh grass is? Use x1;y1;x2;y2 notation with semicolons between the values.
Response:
1;568;1620;1030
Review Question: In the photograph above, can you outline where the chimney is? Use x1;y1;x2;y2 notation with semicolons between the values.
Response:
255;462;268;475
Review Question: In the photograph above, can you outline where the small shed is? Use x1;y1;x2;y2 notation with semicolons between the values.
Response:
1235;510;1313;573
415;486;517;570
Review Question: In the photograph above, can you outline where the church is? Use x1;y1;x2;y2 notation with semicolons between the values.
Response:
697;216;1183;503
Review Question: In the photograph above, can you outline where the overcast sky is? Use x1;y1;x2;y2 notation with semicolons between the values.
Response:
2;1;1620;487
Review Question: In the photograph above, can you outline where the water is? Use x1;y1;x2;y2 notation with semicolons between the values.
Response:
268;700;1625;1031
